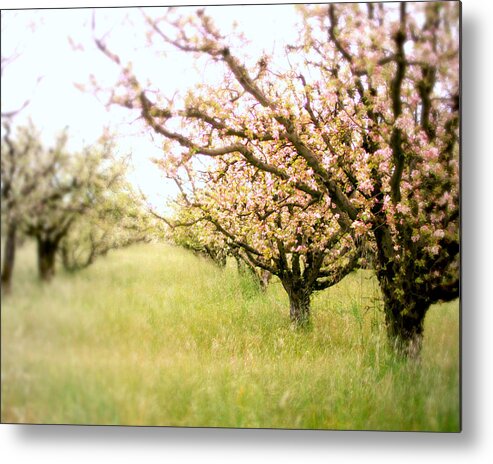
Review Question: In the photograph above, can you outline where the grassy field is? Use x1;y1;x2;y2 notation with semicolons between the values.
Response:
1;242;460;431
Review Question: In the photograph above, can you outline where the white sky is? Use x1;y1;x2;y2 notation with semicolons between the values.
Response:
1;4;299;211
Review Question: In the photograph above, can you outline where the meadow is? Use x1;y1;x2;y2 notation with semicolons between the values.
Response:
1;242;460;431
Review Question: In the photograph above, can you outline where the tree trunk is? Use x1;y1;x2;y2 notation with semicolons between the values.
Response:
379;277;429;358
37;237;58;282
204;246;226;267
1;221;17;294
283;284;311;327
384;307;425;358
235;255;247;275
372;222;429;358
258;270;272;292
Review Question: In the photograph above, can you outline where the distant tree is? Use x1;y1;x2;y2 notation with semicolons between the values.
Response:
165;213;229;268
1;17;42;293
60;179;157;271
166;204;275;290
230;246;272;293
164;204;273;289
22;135;127;281
1;122;130;283
1;121;48;292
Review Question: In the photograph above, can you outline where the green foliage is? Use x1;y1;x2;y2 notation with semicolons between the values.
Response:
1;121;46;223
166;205;228;267
1;121;158;281
1;242;459;430
20;132;125;242
60;180;159;271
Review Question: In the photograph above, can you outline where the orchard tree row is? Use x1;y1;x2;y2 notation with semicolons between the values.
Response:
0;121;156;291
93;2;459;357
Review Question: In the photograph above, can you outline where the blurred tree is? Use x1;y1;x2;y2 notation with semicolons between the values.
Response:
22;135;127;281
1;123;142;284
1;121;47;292
1;16;41;293
164;209;229;268
163;205;272;290
60;179;157;271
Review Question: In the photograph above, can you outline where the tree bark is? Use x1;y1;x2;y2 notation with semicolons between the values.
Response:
37;236;58;282
379;275;429;359
371;217;430;358
283;283;311;327
258;270;272;292
385;308;425;358
1;221;17;294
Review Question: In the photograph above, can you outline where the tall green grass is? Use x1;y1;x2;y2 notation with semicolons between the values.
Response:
1;242;459;430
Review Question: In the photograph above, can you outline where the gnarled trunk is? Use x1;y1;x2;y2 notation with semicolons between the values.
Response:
371;218;430;358
289;290;311;326
378;274;429;358
1;221;17;294
384;307;426;358
37;237;58;282
281;280;312;327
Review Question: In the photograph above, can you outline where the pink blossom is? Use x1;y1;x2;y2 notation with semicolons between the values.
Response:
433;229;445;239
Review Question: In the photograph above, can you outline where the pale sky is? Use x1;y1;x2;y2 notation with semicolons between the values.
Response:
1;4;299;211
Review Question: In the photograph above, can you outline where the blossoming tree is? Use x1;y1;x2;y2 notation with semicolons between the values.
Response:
162;151;360;325
60;178;157;272
1;124;132;282
95;2;459;354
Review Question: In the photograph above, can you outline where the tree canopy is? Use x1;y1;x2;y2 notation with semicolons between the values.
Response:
93;2;459;355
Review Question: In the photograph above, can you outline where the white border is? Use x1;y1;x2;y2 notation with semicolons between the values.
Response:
1;1;492;463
